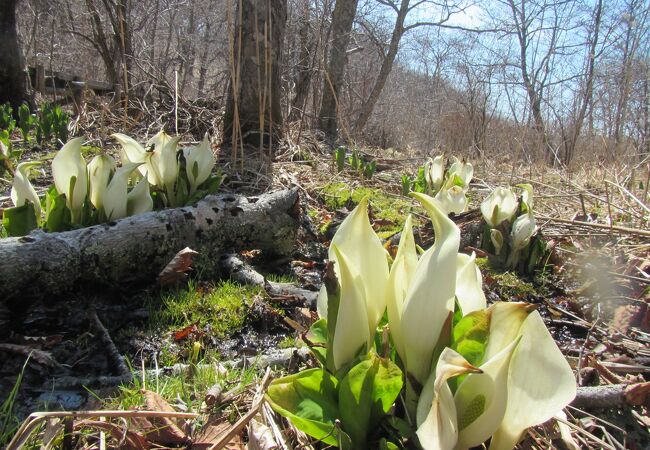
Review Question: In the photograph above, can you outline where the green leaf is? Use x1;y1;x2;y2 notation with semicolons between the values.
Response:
414;167;427;193
2;203;38;236
265;368;341;446
176;176;189;206
386;416;413;439
306;319;328;365
451;309;491;368
335;147;346;172
338;353;403;448
44;186;71;232
379;438;400;450
326;278;342;374
451;173;464;187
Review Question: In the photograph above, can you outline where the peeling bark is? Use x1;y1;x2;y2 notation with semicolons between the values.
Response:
0;189;299;305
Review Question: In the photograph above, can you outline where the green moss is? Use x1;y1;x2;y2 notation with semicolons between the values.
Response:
277;335;297;349
319;219;333;235
476;257;539;299
148;280;262;337
318;182;414;234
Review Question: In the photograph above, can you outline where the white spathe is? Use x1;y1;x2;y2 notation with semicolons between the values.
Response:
11;161;42;218
425;155;445;192
103;163;142;221
488;311;577;450
330;244;372;370
328;197;389;344
480;187;517;227
399;193;460;384
511;212;536;250
183;133;215;194
127;176;154;216
386;214;418;362
52;137;88;221
435;185;467;215
455;253;487;315
416;348;480;450
88;154;116;210
454;339;519;450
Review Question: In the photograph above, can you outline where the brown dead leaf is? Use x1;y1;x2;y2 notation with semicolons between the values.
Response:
291;259;316;269
75;419;149;450
625;382;650;407
173;322;201;341
135;390;190;446
241;249;262;259
247;419;277;450
191;418;245;450
610;303;648;334
0;343;57;367
158;247;199;287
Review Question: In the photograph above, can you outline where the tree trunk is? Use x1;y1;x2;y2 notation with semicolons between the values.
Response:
224;0;287;149
0;0;32;111
288;0;314;122
318;0;359;142
0;190;300;306
354;0;409;134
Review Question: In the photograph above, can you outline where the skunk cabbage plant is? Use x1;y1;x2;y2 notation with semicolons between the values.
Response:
480;187;517;228
317;197;390;371
480;185;543;272
183;133;215;195
11;161;42;219
52;137;88;223
113;130;181;205
267;195;576;450
2;129;220;237
88;154;116;211
434;157;473;215
411;156;473;215
103;163;143;220
424;155;445;192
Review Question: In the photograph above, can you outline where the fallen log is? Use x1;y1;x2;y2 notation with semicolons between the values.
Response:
0;189;300;305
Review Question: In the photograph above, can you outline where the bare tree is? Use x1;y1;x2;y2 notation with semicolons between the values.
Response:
561;0;603;163
611;0;649;156
353;0;470;133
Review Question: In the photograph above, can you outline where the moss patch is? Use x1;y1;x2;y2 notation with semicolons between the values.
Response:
147;280;262;337
476;257;540;301
318;182;414;235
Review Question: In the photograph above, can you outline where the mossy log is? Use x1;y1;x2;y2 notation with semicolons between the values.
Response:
0;189;300;305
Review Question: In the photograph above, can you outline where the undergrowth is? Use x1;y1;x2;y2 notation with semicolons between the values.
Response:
318;182;415;237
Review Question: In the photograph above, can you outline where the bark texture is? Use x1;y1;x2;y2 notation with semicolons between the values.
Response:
0;0;32;111
318;0;359;142
224;0;287;148
0;189;299;305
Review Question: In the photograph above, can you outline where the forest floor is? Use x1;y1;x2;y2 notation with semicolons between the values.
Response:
0;109;649;448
